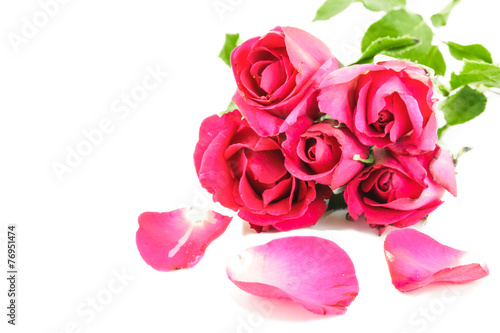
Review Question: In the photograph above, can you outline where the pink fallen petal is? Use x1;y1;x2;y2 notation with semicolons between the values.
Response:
136;208;232;271
384;229;489;292
226;236;359;315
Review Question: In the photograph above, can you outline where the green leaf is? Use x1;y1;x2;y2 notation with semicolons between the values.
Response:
326;192;348;212
437;82;450;97
218;33;240;67
361;0;405;12
313;0;353;21
417;45;446;76
441;85;487;125
437;124;450;139
353;36;419;65
360;9;445;73
430;0;460;28
361;9;432;52
450;60;500;90
313;0;406;20
447;42;493;63
219;101;237;116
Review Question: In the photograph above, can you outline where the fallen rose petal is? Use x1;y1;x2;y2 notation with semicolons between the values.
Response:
226;236;359;315
136;208;232;272
384;229;489;292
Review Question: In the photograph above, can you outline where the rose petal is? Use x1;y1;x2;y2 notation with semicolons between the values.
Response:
389;93;414;142
260;61;286;94
428;145;458;196
226;236;359;315
232;91;283;137
328;127;370;190
272;185;331;231
384;229;489;292
282;26;333;79
136;208;232;272
247;150;287;184
195;111;243;210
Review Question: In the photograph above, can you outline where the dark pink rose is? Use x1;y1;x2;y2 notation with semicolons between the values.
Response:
194;110;331;232
344;145;457;233
282;117;370;190
318;61;438;155
231;26;337;137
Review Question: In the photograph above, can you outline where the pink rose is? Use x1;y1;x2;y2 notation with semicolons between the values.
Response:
231;26;337;137
344;145;457;232
282;117;370;190
194;110;331;232
318;61;438;155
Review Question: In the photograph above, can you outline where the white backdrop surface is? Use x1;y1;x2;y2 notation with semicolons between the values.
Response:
1;0;499;332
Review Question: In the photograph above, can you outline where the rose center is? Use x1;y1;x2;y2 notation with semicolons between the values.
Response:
377;171;393;192
371;110;394;133
296;135;341;175
363;169;394;203
378;110;394;124
306;138;317;160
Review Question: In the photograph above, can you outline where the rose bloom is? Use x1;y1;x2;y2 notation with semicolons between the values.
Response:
194;110;331;232
344;146;457;233
318;61;438;155
282;117;370;190
231;26;337;137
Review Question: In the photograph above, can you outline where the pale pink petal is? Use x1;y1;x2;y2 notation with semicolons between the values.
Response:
428;144;458;196
384;229;489;292
226;236;359;315
136;208;232;272
282;26;333;78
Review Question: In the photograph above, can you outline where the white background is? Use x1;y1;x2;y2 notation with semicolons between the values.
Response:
1;0;499;332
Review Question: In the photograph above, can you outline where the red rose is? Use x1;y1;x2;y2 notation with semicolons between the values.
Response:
344;145;457;232
194;110;331;231
319;61;438;155
282;117;370;190
231;26;337;137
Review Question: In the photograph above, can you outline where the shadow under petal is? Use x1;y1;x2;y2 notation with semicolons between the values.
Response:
229;289;335;322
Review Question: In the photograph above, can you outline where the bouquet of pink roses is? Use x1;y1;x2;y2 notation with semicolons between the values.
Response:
137;5;492;315
195;26;456;235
